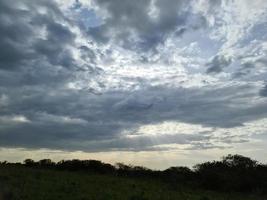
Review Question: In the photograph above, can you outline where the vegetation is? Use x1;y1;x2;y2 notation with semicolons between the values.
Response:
0;154;266;200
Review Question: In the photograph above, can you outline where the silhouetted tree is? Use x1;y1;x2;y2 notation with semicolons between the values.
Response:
4;154;266;194
38;159;55;167
222;154;258;168
24;159;36;167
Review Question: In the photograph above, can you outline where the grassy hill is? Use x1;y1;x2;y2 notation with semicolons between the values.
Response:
0;164;265;200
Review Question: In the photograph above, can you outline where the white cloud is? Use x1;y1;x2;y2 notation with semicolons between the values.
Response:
0;115;31;124
0;94;9;107
126;121;211;137
35;112;88;125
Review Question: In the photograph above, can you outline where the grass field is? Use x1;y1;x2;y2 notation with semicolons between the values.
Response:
0;165;265;200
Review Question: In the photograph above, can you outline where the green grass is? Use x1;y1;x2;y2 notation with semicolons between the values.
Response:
0;165;264;200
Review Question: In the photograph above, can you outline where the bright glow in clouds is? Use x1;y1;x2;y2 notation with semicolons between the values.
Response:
0;115;31;124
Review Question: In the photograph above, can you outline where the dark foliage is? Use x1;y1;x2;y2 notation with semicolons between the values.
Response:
115;163;155;178
193;155;267;193
1;154;267;194
56;159;116;174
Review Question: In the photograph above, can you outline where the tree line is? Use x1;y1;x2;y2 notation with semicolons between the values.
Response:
1;154;267;194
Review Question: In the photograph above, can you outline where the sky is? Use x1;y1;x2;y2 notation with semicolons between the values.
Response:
0;0;267;169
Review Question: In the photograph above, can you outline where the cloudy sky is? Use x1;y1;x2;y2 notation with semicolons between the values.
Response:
0;0;267;169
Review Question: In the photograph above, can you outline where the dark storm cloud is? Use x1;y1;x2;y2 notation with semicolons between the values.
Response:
1;0;267;154
0;0;76;71
110;84;267;128
260;84;267;97
0;0;102;90
0;115;210;151
0;0;106;151
87;0;203;50
206;55;232;74
70;133;211;152
232;53;267;79
0;82;266;152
